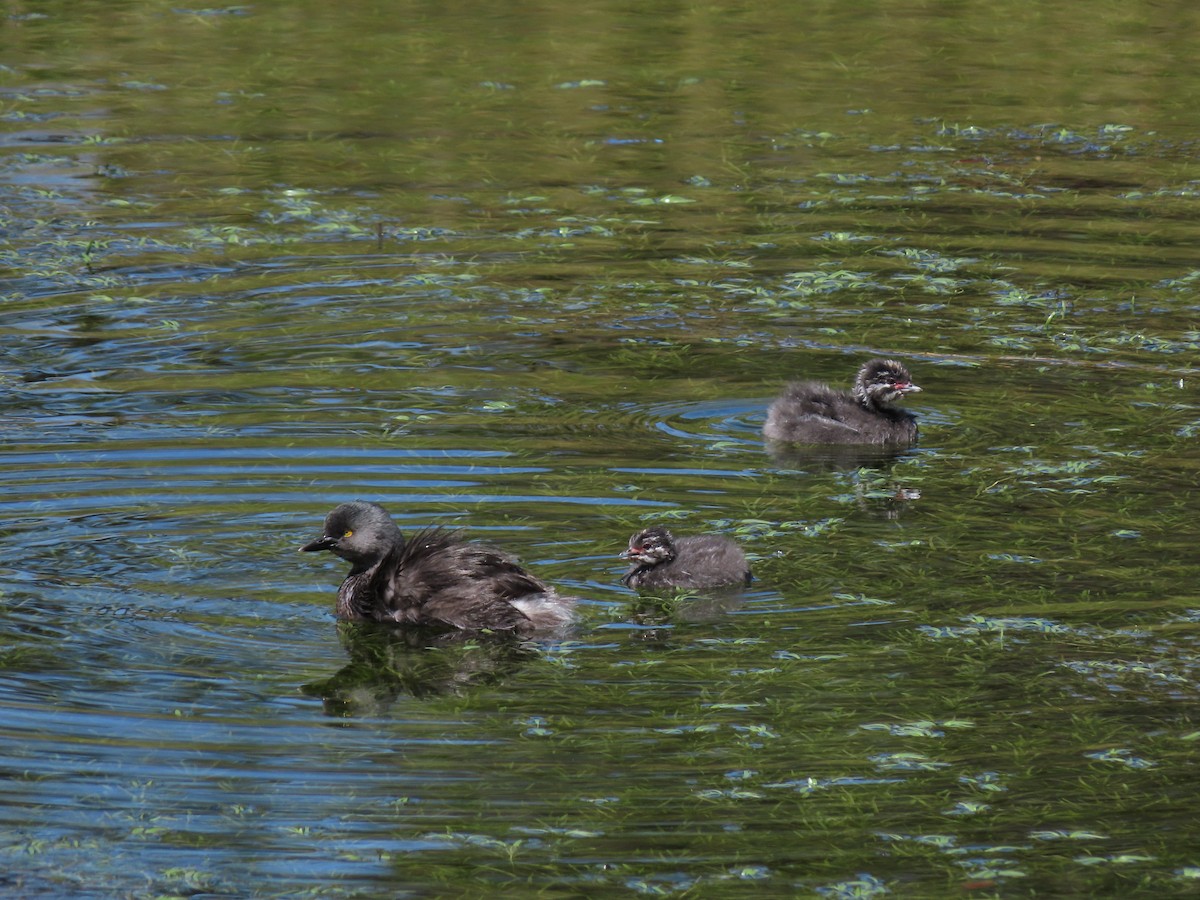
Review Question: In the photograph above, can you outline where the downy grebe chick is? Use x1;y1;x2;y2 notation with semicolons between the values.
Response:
300;501;573;634
763;358;921;445
621;526;751;591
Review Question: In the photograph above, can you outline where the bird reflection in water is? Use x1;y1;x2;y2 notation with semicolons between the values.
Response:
302;622;544;716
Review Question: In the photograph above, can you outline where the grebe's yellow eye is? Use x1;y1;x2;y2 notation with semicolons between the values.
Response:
343;529;354;538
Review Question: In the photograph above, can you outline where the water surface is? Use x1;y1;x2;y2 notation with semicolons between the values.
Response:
1;2;1198;897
